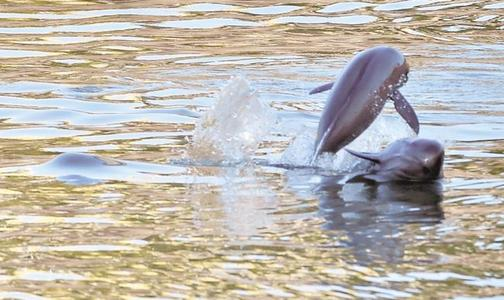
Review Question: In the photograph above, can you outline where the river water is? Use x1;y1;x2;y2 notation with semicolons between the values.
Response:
0;0;503;299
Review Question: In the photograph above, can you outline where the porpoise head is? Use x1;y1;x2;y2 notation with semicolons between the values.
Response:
311;46;418;163
346;138;444;182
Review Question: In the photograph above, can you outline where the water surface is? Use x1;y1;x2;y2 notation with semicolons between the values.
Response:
0;0;503;298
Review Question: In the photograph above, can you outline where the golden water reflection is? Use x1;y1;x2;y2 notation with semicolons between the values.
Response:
0;0;502;298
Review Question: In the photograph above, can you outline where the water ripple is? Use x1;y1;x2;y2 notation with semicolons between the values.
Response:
0;8;181;20
418;1;478;11
0;22;142;34
271;15;378;25
374;0;442;11
0;49;57;58
13;244;137;252
1;214;117;224
0;292;46;300
0;127;89;139
319;2;375;13
155;18;259;29
244;5;302;15
483;2;504;9
17;35;151;45
16;270;86;282
179;3;237;12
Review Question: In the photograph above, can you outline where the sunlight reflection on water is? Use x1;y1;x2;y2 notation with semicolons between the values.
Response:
0;0;502;298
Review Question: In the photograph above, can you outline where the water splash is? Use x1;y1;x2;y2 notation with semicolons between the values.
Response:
280;113;415;172
189;77;414;170
189;76;275;162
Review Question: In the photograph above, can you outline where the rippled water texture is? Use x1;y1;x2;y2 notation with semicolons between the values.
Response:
0;0;503;298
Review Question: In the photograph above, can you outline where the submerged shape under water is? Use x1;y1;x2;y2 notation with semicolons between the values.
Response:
7;152;188;185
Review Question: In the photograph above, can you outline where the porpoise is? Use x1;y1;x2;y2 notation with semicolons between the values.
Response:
346;138;444;182
311;46;419;163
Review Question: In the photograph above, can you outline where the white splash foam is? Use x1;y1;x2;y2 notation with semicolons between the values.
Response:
188;76;414;172
280;113;415;172
189;76;275;161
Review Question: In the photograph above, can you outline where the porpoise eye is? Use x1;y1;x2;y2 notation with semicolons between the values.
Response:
422;166;430;174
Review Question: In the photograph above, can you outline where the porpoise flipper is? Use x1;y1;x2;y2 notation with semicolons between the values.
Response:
345;148;381;163
309;82;335;95
391;90;419;134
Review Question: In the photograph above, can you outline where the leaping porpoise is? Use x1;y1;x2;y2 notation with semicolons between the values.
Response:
346;138;444;182
310;46;419;162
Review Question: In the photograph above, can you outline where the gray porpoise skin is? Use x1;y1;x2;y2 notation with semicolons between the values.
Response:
313;46;412;159
346;138;444;182
44;152;122;169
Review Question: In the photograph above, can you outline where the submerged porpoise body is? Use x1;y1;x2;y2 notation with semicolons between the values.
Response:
346;138;444;182
311;46;419;162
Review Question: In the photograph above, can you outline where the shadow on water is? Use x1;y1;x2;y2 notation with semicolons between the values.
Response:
315;176;444;264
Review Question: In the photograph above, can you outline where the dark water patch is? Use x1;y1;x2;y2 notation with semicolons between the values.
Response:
286;170;444;264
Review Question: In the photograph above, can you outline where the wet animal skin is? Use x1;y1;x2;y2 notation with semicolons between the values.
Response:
311;46;419;162
346;138;444;182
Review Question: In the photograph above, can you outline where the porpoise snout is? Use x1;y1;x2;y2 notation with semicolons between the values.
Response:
409;138;444;179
